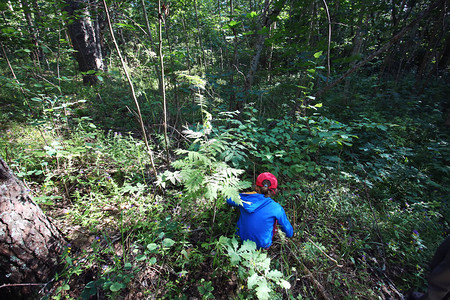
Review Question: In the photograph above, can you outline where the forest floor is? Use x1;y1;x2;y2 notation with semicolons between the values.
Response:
42;191;416;300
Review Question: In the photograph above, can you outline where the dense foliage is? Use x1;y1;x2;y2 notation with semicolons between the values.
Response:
1;0;449;299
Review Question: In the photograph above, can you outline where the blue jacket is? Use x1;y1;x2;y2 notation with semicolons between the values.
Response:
227;192;294;249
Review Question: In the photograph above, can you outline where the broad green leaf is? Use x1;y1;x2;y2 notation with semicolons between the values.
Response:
314;51;323;58
218;236;229;246
229;20;239;27
266;270;283;280
135;254;147;261
116;23;136;30
162;238;175;248
231;237;239;250
257;26;270;35
229;251;240;264
247;273;259;289
240;240;257;252
255;281;271;300
124;262;132;270
109;282;125;292
147;243;158;251
279;279;291;289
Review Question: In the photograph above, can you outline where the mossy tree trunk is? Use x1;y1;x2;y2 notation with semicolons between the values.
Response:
0;158;66;299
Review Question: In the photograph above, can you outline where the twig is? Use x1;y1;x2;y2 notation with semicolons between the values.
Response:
306;237;343;267
157;0;170;164
152;124;190;143
364;257;405;300
232;64;246;80
0;283;46;289
287;240;332;300
35;74;60;91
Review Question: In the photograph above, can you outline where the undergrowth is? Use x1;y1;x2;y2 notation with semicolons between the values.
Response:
0;74;449;299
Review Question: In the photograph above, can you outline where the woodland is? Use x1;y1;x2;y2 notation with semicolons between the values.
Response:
0;0;449;299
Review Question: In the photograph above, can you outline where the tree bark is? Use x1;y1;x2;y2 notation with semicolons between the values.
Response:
0;158;66;299
64;0;106;85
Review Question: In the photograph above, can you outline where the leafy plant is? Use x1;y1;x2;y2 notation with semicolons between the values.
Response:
157;123;251;228
54;235;137;300
219;237;291;300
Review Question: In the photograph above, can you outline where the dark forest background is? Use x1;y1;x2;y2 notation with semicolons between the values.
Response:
0;0;449;299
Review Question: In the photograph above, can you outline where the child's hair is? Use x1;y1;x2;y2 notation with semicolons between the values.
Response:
259;180;276;197
255;172;278;197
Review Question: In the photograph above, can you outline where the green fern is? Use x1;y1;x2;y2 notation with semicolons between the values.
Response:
158;123;250;209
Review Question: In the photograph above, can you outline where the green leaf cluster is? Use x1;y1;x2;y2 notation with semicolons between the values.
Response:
219;237;291;300
158;125;251;206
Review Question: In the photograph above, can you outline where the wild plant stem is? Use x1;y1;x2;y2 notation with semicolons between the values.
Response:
102;0;158;178
157;0;170;164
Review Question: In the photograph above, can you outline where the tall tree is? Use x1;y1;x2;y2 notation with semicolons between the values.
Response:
241;0;286;108
0;158;66;299
19;0;42;69
140;0;162;93
64;0;106;85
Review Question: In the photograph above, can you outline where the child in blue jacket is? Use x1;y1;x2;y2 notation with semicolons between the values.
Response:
227;172;294;249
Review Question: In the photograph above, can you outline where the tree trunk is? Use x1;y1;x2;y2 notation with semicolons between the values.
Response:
141;0;163;92
194;0;207;71
64;0;106;85
20;0;42;70
0;158;66;299
437;34;450;72
343;7;368;105
240;0;285;109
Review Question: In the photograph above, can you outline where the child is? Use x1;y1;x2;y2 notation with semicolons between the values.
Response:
227;172;294;249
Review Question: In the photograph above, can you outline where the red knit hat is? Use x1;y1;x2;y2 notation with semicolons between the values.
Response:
256;172;278;194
